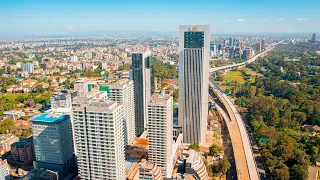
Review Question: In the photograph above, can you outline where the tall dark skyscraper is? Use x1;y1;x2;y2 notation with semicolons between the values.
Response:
178;25;210;144
132;51;151;136
229;37;234;47
311;33;316;43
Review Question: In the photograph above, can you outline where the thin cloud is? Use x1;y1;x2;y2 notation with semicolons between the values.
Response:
297;18;308;21
237;19;246;22
264;18;268;21
223;20;228;23
274;18;284;21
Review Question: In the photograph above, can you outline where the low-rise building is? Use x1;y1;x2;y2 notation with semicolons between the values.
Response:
3;110;25;120
50;90;72;109
11;137;34;163
0;134;19;155
21;168;58;180
6;85;33;94
21;79;37;86
177;150;209;180
138;159;163;180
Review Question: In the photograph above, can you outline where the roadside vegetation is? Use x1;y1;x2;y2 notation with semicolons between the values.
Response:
225;42;320;180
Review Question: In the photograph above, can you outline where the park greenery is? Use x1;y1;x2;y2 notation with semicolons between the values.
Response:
226;42;320;180
0;118;15;134
151;57;178;80
0;93;51;115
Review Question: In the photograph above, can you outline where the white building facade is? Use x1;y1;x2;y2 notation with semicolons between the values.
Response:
147;93;173;178
72;98;125;180
21;62;34;74
107;80;136;145
178;25;210;144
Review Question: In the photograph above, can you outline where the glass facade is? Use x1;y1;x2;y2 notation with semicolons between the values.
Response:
184;32;204;48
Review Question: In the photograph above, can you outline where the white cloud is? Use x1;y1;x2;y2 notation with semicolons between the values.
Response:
237;19;246;22
297;18;308;21
223;20;228;23
264;18;268;21
274;18;284;21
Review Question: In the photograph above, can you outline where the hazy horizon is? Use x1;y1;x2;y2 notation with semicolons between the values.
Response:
1;0;319;37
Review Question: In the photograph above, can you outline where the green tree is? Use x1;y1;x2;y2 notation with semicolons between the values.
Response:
172;89;179;102
20;128;32;138
311;146;318;155
209;144;223;155
0;118;15;134
189;143;200;151
290;164;308;180
219;155;231;175
271;163;290;180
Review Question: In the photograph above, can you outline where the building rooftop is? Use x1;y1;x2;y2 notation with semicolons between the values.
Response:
22;169;58;180
0;133;17;141
186;150;199;164
31;112;69;123
0;159;7;166
11;137;33;148
149;93;171;105
101;79;133;89
4;110;24;114
73;97;120;112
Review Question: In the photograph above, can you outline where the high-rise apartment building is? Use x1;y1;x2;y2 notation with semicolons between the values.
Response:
31;112;77;180
238;40;244;50
261;39;266;49
132;51;151;136
0;159;9;180
255;42;262;53
311;33;316;42
21;62;34;74
72;97;125;180
102;80;136;145
148;93;173;177
70;55;78;63
229;37;234;47
178;25;210;144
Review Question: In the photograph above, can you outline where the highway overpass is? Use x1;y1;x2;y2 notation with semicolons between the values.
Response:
209;42;282;73
207;46;280;179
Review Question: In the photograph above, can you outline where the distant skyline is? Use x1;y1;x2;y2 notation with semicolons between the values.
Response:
0;0;319;37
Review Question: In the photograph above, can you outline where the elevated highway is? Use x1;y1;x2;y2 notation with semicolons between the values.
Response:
207;46;280;179
209;80;254;180
209;42;282;73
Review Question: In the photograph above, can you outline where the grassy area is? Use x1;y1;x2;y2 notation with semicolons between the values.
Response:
226;70;245;84
239;67;257;75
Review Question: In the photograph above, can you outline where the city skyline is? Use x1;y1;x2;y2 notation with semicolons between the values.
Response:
0;0;319;37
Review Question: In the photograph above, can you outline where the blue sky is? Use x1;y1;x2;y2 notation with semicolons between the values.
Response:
0;0;319;36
